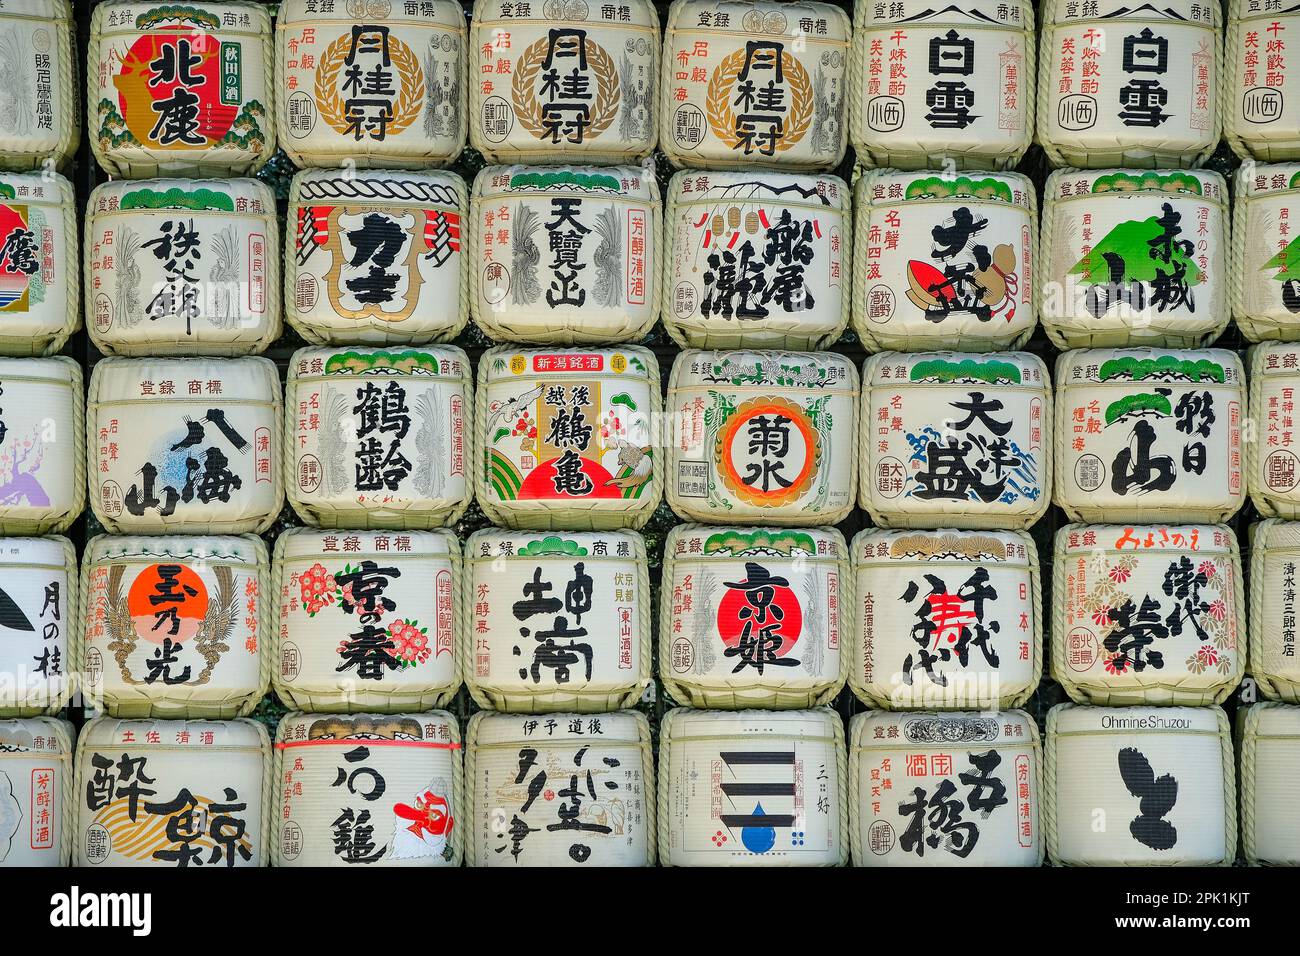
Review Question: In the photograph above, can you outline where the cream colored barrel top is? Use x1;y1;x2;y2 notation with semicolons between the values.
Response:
74;715;271;867
464;528;650;713
0;1;79;172
286;345;473;530
286;168;468;347
89;1;275;178
668;349;858;525
1046;704;1235;866
478;345;662;530
1053;523;1244;707
469;0;658;164
1225;0;1300;161
663;170;850;350
1250;343;1300;517
1233;165;1300;343
850;0;1035;171
1041;168;1228;349
0;716;73;867
0;536;75;718
0;172;79;357
849;709;1042;867
274;527;461;714
79;533;270;720
466;709;654;866
1247;519;1300;702
1054;348;1245;524
1037;0;1221;169
276;0;466;169
470;164;660;345
1238;702;1300;865
850;528;1041;711
86;178;281;356
860;351;1051;530
88;356;283;534
275;711;462;867
852;170;1038;353
658;706;846;866
659;0;850;171
0;356;85;536
660;524;847;709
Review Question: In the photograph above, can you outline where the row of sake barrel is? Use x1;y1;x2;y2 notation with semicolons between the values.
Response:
6;703;1300;867
6;518;1300;718
21;162;1300;358
8;0;1300;177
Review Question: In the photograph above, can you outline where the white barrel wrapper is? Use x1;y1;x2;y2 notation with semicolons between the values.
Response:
466;709;654;866
464;528;650;713
0;716;73;867
850;528;1041;711
0;356;85;535
74;716;271;867
660;525;847;709
1232;164;1300;342
286;345;473;530
0;173;78;357
0;1;78;172
860;351;1051;529
1238;702;1300;865
0;536;75;717
1225;0;1300;161
1249;342;1300;516
276;0;467;168
1053;524;1244;706
274;527;461;714
1247;519;1300;702
274;711;462;867
849;709;1043;867
1046;704;1235;866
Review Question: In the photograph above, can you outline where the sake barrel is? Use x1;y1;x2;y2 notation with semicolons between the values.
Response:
286;168;469;346
668;349;858;525
466;709;654;866
88;2;275;178
0;717;73;867
0;536;75;718
1233;166;1300;343
78;534;270;719
1225;0;1300;161
85;178;280;356
659;0;850;171
0;1;78;172
850;528;1041;711
1053;523;1245;706
1054;348;1245;523
88;356;283;534
74;716;270;867
849;1;1034;171
1041;169;1229;349
1036;0;1220;169
470;165;659;344
658;707;846;866
1250;343;1300;515
276;0;466;169
274;711;461;867
0;356;84;535
848;710;1042;867
660;525;847;709
478;345;661;530
0;172;78;357
851;170;1037;353
1238;702;1300;865
469;0;658;164
860;351;1051;530
1247;519;1300;702
274;527;461;713
1045;703;1235;866
464;528;650;713
662;170;850;349
287;346;472;530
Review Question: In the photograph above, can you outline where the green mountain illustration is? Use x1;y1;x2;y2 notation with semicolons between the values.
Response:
1067;217;1203;286
1263;235;1300;282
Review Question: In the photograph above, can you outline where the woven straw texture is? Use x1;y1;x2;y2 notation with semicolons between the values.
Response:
1229;168;1300;343
0;716;75;866
0;0;80;171
1237;701;1300;865
1223;1;1300;162
0;535;77;717
1247;519;1300;702
0;173;80;356
0;356;85;535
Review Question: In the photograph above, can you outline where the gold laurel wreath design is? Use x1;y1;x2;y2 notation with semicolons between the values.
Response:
315;31;426;139
705;47;813;152
510;35;621;141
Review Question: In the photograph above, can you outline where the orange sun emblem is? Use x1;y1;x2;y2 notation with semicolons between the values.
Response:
127;563;209;645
